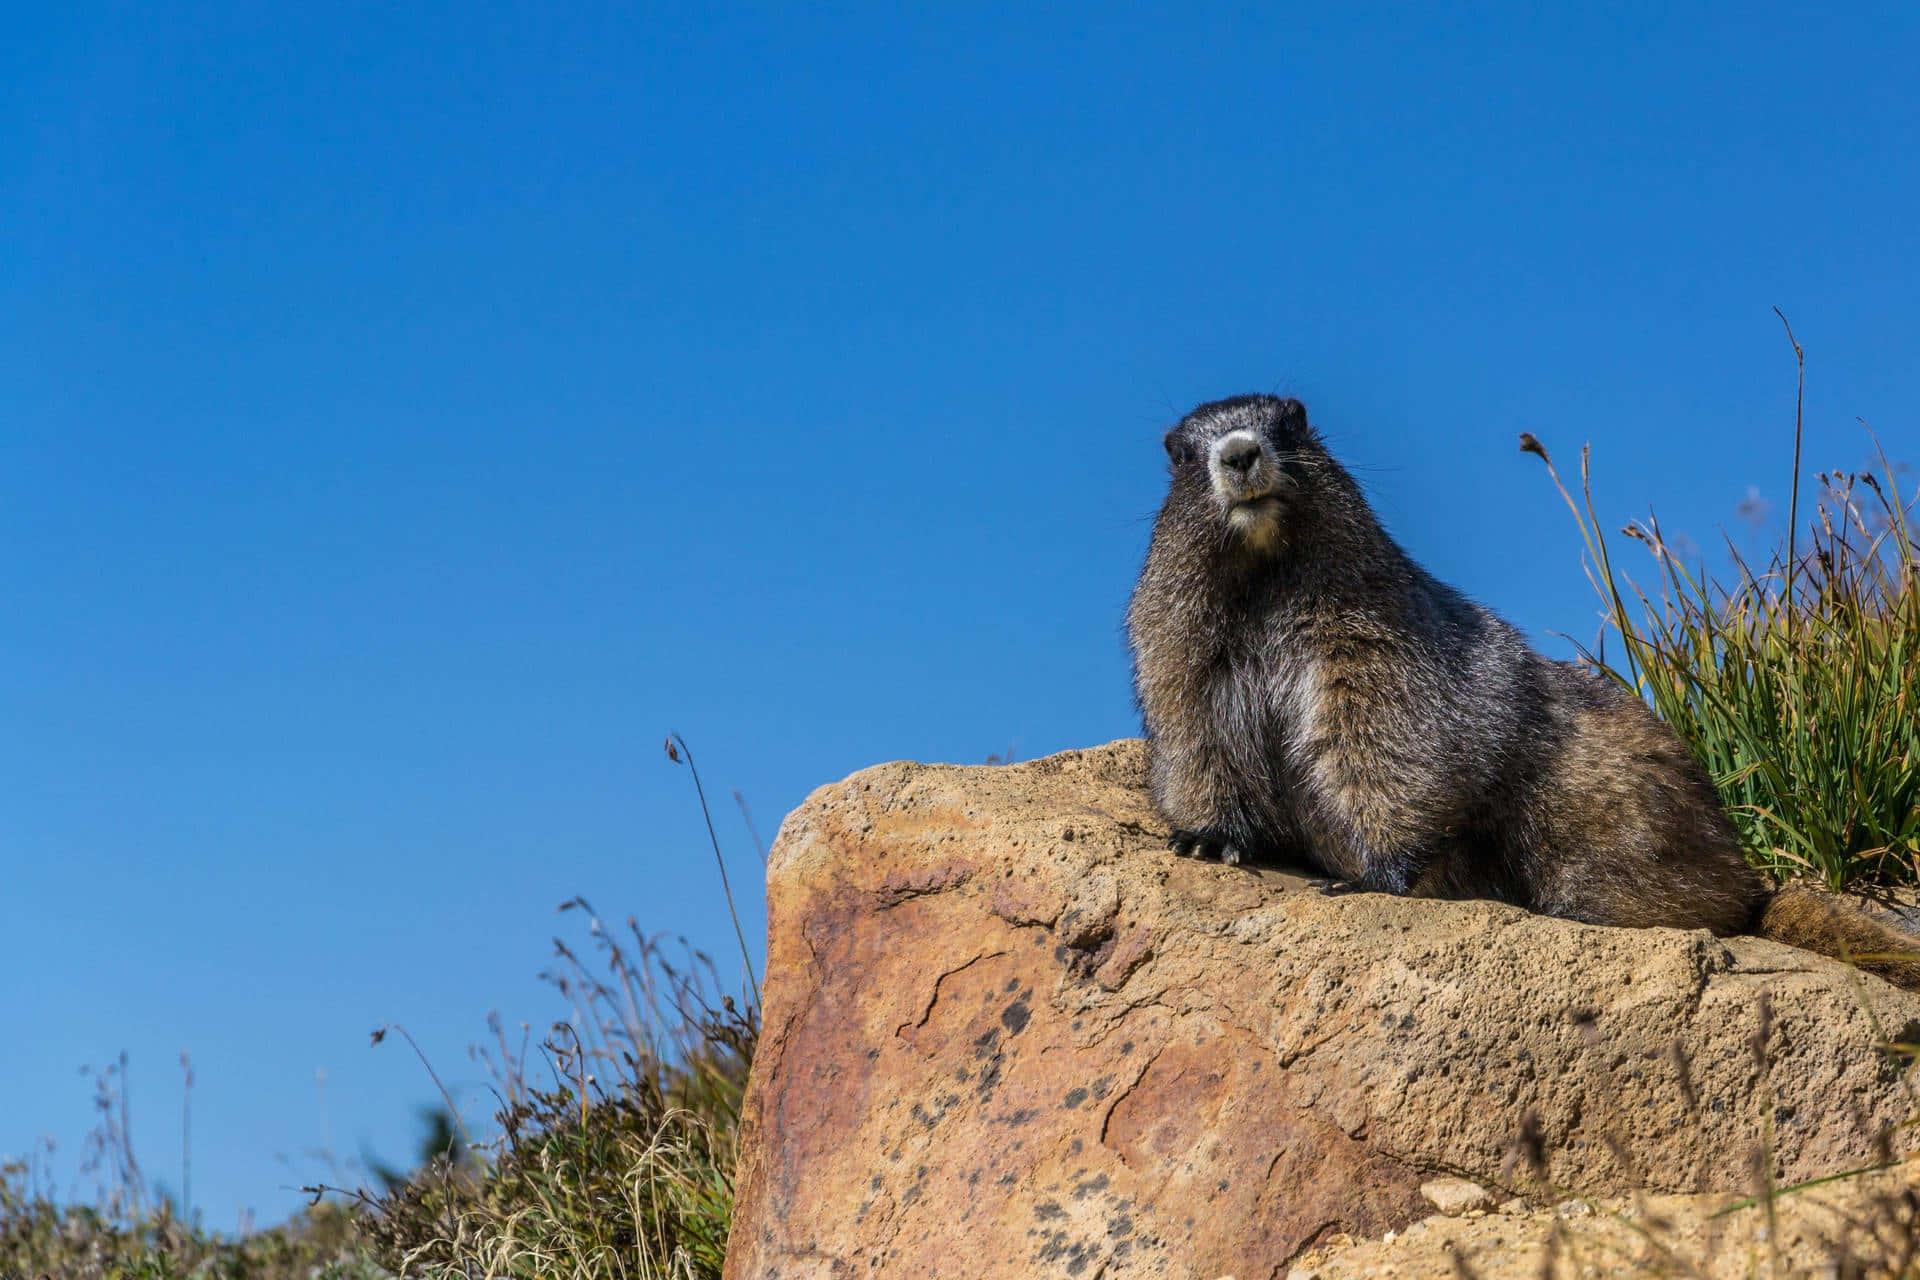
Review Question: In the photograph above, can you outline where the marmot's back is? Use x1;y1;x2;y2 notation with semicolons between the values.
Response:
1519;660;1761;933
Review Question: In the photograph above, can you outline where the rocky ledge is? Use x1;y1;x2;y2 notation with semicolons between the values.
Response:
723;741;1920;1280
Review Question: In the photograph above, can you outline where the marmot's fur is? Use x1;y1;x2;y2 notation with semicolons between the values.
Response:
1127;394;1920;989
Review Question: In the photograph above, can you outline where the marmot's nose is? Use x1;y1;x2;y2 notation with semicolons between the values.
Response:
1219;438;1260;475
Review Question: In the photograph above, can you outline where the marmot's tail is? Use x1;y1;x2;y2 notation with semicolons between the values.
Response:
1755;883;1920;993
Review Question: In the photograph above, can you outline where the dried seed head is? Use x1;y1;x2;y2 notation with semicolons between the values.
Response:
1518;432;1550;463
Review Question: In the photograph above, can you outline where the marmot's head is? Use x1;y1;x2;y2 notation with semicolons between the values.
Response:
1161;395;1318;551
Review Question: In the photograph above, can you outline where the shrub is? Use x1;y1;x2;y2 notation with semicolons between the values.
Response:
1523;324;1919;891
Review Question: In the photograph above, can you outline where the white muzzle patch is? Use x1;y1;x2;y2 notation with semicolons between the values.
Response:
1209;429;1287;545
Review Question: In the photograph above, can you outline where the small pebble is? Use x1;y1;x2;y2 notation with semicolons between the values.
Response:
1420;1177;1498;1216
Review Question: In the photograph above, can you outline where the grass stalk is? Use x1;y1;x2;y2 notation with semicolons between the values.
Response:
665;732;762;1007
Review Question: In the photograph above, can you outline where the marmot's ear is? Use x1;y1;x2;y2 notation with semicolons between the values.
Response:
1277;398;1310;434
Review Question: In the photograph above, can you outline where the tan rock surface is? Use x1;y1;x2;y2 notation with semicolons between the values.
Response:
1292;1167;1920;1278
724;742;1920;1280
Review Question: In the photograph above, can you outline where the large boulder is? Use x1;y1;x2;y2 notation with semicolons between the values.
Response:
724;742;1920;1280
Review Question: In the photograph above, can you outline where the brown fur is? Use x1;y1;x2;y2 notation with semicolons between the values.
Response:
1757;886;1920;990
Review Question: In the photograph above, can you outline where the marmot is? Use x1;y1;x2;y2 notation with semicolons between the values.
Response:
1127;393;1920;988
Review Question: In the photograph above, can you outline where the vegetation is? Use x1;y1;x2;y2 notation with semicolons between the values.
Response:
349;907;755;1280
1525;317;1919;892
1;908;755;1280
0;1175;380;1280
0;1048;383;1279
339;734;759;1279
1;1097;380;1280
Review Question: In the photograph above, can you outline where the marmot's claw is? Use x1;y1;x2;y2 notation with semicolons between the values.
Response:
1311;877;1360;896
1168;829;1243;864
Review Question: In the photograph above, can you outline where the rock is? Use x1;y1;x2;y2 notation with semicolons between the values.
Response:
1302;1167;1920;1279
1419;1177;1496;1216
724;742;1920;1279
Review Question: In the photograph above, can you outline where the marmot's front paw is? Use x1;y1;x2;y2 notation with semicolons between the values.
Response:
1309;877;1360;896
1167;829;1245;865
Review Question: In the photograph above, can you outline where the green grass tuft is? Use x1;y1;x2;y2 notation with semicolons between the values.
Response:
1524;337;1919;891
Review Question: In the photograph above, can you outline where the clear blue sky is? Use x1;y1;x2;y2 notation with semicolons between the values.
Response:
4;1;1915;1229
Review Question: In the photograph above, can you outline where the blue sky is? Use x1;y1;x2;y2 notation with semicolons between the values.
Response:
3;1;1916;1228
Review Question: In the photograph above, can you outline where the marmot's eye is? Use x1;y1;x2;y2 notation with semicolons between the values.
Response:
1164;433;1195;467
